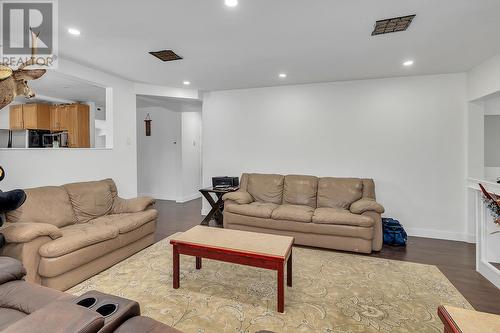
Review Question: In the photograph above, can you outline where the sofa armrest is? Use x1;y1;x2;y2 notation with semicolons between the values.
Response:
113;197;156;214
0;236;52;284
0;222;62;244
1;301;104;333
222;191;253;204
350;198;385;214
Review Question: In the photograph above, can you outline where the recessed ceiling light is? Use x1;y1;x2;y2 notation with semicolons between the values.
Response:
225;0;238;7
403;60;414;67
183;81;191;86
68;28;81;36
279;73;287;78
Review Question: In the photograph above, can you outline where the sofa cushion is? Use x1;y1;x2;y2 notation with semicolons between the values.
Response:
317;178;363;209
6;186;76;228
88;210;158;234
38;223;119;258
283;175;318;207
225;212;374;240
312;208;373;227
0;280;74;315
247;174;284;204
0;308;26;331
271;204;314;223
226;202;278;219
38;221;156;278
63;179;116;223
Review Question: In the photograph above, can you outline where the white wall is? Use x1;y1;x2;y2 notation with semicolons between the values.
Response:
484;115;500;167
468;53;500;101
466;54;500;182
202;73;470;241
0;59;138;197
181;111;202;201
137;106;182;200
136;101;202;202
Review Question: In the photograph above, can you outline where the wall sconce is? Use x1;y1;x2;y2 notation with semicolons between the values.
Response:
144;113;152;136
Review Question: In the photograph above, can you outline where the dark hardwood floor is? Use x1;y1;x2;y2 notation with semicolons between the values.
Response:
154;198;500;315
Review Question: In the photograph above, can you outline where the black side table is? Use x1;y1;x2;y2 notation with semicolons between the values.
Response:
199;187;238;226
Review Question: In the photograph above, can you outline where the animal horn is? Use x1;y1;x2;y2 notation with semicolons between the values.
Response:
17;28;47;70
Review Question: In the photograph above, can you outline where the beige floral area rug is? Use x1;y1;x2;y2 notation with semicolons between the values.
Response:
68;235;472;333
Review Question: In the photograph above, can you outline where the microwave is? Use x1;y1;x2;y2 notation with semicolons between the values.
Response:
42;132;69;148
28;130;50;148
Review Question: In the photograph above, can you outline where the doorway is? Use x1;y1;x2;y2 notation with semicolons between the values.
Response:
136;95;202;202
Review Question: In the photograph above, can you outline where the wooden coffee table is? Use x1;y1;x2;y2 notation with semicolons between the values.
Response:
170;226;294;313
438;305;500;333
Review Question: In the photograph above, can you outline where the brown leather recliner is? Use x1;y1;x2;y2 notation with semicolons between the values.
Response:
0;179;157;291
223;173;385;254
0;256;181;333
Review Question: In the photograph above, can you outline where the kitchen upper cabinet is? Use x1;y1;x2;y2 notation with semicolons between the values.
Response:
9;102;90;148
10;103;50;130
50;105;70;131
9;105;23;130
23;104;50;130
67;104;90;148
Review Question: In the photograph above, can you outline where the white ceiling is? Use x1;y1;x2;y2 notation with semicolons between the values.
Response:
28;71;106;106
59;0;500;91
137;95;202;112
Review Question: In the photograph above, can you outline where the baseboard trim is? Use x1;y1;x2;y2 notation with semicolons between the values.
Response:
405;227;476;243
176;192;202;203
138;193;177;201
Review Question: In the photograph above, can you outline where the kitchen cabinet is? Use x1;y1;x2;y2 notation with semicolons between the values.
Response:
23;103;50;129
9;105;23;129
9;103;50;130
50;105;70;131
10;102;90;148
66;104;90;148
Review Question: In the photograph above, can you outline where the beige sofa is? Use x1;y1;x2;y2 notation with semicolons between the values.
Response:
222;173;384;253
0;179;157;291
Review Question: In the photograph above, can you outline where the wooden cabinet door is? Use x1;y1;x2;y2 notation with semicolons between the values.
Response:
50;105;60;131
9;105;23;129
67;105;79;148
23;104;38;129
51;105;70;131
77;104;90;148
63;104;90;148
59;105;70;130
36;104;50;130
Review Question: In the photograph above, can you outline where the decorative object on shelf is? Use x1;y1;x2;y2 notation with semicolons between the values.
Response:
479;183;500;234
144;113;152;136
0;29;48;110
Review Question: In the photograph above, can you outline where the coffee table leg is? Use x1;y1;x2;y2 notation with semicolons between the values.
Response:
173;246;180;289
277;263;284;313
196;256;202;269
287;251;292;287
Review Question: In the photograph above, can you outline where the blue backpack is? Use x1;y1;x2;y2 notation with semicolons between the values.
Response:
382;218;407;246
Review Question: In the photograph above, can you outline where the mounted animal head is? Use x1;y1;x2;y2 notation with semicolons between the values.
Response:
0;29;47;110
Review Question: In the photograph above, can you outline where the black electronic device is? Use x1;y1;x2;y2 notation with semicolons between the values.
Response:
212;176;239;188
